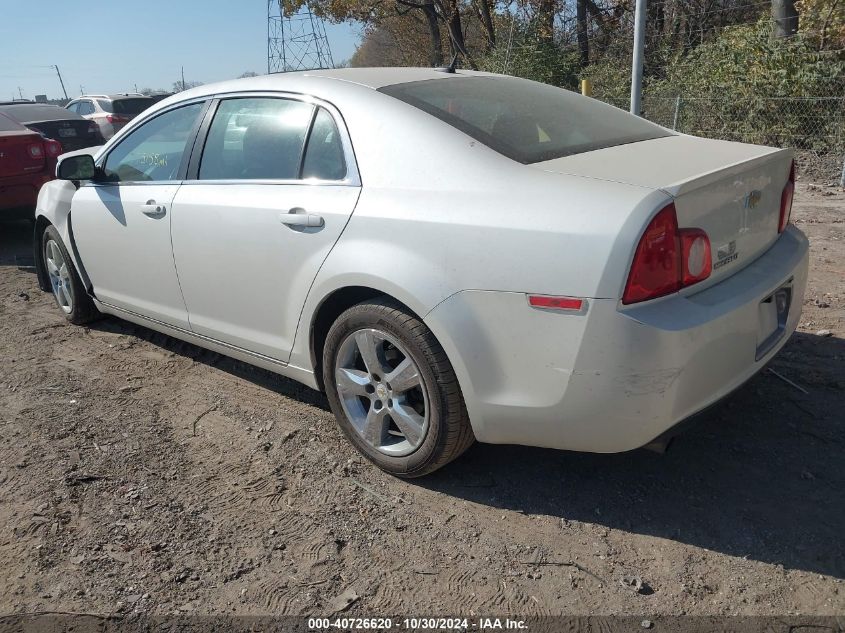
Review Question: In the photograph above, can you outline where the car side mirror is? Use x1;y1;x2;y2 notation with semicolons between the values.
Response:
57;154;96;181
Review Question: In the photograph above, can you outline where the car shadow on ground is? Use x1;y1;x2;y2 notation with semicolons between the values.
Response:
88;320;845;581
1;218;328;409
4;218;842;580
89;317;331;410
422;330;845;580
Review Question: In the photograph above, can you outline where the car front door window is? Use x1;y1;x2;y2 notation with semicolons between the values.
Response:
103;103;203;183
68;101;205;329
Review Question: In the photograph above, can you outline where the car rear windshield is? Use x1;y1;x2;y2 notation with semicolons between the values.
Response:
0;112;26;132
0;104;82;124
378;76;672;164
98;98;152;115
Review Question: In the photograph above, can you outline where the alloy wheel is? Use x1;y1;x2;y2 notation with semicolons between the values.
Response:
45;239;73;314
334;328;429;456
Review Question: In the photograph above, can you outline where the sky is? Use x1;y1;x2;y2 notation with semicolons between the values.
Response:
0;0;362;101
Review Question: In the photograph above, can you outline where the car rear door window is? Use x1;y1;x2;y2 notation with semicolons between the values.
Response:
79;101;94;115
301;107;346;181
102;103;203;183
198;97;314;181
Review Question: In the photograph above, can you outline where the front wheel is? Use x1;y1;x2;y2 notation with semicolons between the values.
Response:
323;298;474;477
41;225;99;325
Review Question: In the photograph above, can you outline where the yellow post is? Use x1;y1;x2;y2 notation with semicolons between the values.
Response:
581;79;593;97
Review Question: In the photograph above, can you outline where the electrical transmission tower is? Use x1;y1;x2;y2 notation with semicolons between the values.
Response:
267;0;335;73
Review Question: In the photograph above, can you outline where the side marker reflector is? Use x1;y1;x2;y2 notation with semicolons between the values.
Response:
528;295;584;311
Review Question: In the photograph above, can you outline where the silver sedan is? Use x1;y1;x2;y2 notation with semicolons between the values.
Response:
35;68;807;476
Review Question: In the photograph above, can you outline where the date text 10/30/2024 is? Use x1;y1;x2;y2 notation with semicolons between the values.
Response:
308;617;529;630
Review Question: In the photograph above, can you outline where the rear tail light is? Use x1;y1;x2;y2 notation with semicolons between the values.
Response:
88;121;100;134
622;203;712;305
623;205;681;304
27;143;44;158
44;138;63;157
106;114;128;124
680;229;712;286
779;160;795;233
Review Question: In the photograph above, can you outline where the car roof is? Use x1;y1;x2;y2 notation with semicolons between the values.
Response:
296;67;487;88
167;67;494;103
0;103;86;123
108;94;152;100
75;94;150;101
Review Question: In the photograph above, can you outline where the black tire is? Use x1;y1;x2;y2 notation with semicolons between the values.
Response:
323;298;474;478
41;225;99;325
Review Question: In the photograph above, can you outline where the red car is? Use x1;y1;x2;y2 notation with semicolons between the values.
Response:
0;112;62;218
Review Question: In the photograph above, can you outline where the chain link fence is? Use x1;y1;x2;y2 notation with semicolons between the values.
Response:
603;94;845;183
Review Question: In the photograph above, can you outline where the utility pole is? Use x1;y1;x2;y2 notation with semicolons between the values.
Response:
181;66;186;91
772;0;798;38
53;65;68;100
17;87;24;100
630;0;646;115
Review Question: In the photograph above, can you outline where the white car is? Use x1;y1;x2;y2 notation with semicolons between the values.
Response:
34;68;808;477
65;94;153;140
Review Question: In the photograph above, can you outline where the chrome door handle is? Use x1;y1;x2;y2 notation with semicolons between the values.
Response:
141;200;166;217
279;209;324;228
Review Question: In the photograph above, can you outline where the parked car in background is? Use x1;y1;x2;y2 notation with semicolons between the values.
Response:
147;93;174;104
0;103;104;153
66;94;153;140
0;112;61;218
34;69;807;477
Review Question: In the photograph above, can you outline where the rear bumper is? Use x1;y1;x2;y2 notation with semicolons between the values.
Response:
0;173;51;213
97;121;117;139
425;226;809;453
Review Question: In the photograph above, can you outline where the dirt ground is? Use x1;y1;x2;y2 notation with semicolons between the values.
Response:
0;184;843;618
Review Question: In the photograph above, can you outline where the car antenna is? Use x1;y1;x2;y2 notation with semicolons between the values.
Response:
435;53;459;74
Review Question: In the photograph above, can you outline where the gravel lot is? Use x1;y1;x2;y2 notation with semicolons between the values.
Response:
1;185;843;617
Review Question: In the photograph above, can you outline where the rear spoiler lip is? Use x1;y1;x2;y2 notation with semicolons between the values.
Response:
660;145;792;198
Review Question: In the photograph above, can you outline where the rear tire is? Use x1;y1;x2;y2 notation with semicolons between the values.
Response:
41;225;99;325
323;298;474;477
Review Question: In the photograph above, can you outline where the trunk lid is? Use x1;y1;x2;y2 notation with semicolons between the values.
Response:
26;119;102;153
534;135;792;286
